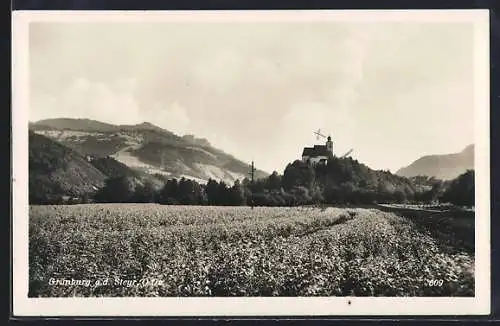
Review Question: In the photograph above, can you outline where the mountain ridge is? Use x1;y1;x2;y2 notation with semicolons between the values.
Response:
31;118;178;136
396;144;474;180
30;118;269;185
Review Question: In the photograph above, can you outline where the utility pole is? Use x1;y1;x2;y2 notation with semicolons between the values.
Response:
249;161;255;183
248;161;256;209
161;150;165;170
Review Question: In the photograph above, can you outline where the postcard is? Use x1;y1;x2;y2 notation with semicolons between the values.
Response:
12;9;490;316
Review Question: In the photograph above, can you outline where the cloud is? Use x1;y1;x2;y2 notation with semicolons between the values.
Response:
29;21;476;173
190;50;245;93
149;101;192;135
31;78;147;125
31;76;196;136
77;78;141;124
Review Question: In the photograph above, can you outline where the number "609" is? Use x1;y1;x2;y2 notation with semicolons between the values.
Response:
427;279;444;286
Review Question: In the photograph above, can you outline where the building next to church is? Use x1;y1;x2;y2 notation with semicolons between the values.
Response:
301;136;334;165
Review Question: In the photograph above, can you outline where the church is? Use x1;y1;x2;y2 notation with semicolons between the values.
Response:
301;136;334;165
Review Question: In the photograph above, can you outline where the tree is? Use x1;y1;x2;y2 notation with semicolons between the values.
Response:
217;181;230;205
271;189;287;206
133;179;157;203
309;183;324;204
95;176;136;203
206;179;220;205
159;179;179;204
282;160;315;191
192;181;207;205
393;189;407;204
29;175;65;204
440;170;474;207
266;171;282;190
178;178;195;204
420;180;445;204
229;179;246;205
376;182;393;203
290;186;312;205
340;181;356;204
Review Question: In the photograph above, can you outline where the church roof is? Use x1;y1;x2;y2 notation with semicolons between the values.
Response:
302;145;332;157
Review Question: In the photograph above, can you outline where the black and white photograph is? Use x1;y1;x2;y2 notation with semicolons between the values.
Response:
12;9;490;316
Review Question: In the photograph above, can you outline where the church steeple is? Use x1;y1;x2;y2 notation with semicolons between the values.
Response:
326;135;333;155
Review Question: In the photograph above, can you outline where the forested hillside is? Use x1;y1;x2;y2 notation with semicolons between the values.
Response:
92;157;475;207
29;131;107;204
30;118;268;184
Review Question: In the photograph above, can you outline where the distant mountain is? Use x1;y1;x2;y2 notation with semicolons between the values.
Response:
30;118;119;132
30;118;268;185
30;118;176;135
396;145;474;180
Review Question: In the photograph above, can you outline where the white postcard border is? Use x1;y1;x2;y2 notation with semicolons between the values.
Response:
12;9;491;316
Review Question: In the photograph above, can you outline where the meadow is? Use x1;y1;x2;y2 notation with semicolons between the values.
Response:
29;204;474;297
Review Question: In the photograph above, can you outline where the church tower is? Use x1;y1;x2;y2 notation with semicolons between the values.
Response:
326;135;334;156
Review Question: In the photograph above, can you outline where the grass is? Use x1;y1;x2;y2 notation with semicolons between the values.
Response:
29;204;474;297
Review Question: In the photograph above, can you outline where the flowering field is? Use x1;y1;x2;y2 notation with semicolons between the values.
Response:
29;204;474;297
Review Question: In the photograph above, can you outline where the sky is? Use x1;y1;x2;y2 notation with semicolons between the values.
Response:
29;18;476;174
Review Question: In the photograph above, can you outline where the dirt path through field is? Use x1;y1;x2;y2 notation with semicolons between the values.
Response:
376;205;474;254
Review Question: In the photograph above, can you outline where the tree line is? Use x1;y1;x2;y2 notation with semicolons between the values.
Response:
91;158;475;207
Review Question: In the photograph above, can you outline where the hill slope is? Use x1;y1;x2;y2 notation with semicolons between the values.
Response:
29;131;166;203
89;156;141;179
29;131;107;203
30;118;268;184
396;145;474;180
